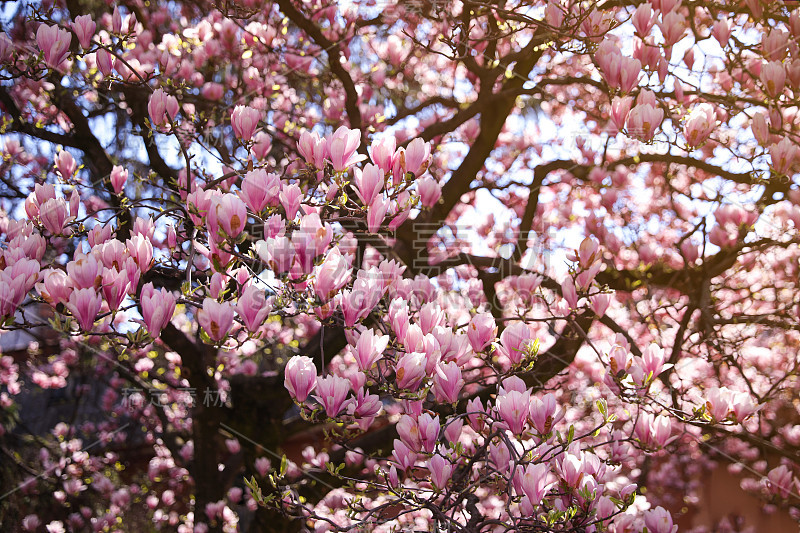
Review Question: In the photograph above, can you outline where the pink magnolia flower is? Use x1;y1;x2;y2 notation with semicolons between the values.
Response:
67;253;100;289
126;234;154;273
576;235;600;268
148;89;179;128
66;288;102;330
87;224;112;247
0;33;10;63
313;375;351;417
610;96;633;131
595;39;621;86
544;0;565;26
402;138;431;176
618;56;641;93
101;268;129;311
658;10;685;46
556;452;584;487
397;414;422;451
22;515;41;532
313;247;351;302
467;312;496;352
68;189;80;218
367;196;390;233
236;284;271;332
760;61;786;98
231;105;261;141
684;103;717;149
239;169;280;213
369;136;397;172
291;213;332;274
197;298;235;341
353;328;389;372
466;397;486;431
225;439;240;454
674;79;686;102
432;361;464;403
284;355;317;402
577;264;601;290
712;19;731;46
120;257;142;294
6;259;39;292
770;137;798;174
498;321;535;365
110;165;128;194
96;239;127;270
166;225;177;249
392;439;417;471
762;29;789;61
25;189;43;219
642;343;667;374
444;418;463;444
388;191;413;230
111;6;122;33
71;15;96;49
489;441;511;473
140;282;177;338
643;506;677;533
340;278;383;327
419;303;445;335
55;151;76;178
766;465;795;499
632;3;655;36
14;233;46;262
255;237;295;274
709;225;737;248
252;131;272;159
37;24;72;69
297;130;327;168
0;273;25;318
96;48;115;75
354;163;384;206
39;198;71;235
417;413;440;453
254;457;271;477
561;275;579;309
34;182;57;206
394;352;426;390
681;239;699;264
1;266;37;317
328;126;366;171
428;454;452;490
630;343;670;387
210;193;247;238
205;501;225;520
730;390;759;422
704;387;733;421
751;111;771;146
416;177;442;208
279;183;302;220
201;82;224;101
626;103;663;141
389;298;410;341
518;463;553;505
499;377;527;396
349;387;381;419
529;393;563;435
590;292;613;317
634;412;675;449
495;389;531;435
37;269;73;305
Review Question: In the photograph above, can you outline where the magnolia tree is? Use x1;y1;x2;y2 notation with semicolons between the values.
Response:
0;0;799;531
